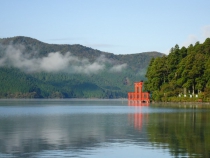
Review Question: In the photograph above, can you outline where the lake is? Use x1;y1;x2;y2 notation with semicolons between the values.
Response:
0;99;210;158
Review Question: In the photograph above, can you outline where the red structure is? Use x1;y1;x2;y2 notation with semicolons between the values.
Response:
128;81;150;104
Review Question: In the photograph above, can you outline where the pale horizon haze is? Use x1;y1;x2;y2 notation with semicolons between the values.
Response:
1;0;210;54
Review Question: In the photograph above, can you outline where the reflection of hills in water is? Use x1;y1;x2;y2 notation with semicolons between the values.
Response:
0;111;149;157
129;102;210;157
1;101;210;157
151;102;210;109
147;109;210;157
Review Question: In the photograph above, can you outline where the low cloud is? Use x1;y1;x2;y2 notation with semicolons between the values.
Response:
182;35;198;47
110;63;127;72
202;25;210;39
0;44;127;74
182;25;210;48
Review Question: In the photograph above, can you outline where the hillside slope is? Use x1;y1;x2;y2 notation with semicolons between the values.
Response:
0;36;164;98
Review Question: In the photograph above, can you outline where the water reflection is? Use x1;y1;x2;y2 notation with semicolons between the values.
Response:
147;107;210;157
0;105;150;157
128;101;149;132
128;100;149;106
0;100;210;158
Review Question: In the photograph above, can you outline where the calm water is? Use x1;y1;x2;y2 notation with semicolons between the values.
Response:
0;99;210;158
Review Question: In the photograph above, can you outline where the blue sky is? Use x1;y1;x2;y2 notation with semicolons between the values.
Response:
1;0;210;54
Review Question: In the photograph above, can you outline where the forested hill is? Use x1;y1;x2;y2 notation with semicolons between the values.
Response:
0;36;164;98
145;38;210;102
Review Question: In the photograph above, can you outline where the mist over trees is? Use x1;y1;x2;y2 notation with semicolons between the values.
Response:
0;36;163;98
145;38;210;102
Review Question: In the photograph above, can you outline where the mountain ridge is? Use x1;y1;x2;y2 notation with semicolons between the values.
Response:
0;36;164;98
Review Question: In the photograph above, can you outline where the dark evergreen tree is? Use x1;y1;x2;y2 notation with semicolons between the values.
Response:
145;38;210;102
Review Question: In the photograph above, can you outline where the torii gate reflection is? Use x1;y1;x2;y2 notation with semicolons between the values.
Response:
128;100;149;131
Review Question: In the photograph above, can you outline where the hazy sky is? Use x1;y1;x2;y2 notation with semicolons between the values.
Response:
1;0;210;54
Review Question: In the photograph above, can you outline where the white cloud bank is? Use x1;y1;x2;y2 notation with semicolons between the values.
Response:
110;63;127;72
203;25;210;39
0;45;127;74
182;25;210;47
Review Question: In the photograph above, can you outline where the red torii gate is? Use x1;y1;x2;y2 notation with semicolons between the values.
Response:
128;81;150;104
